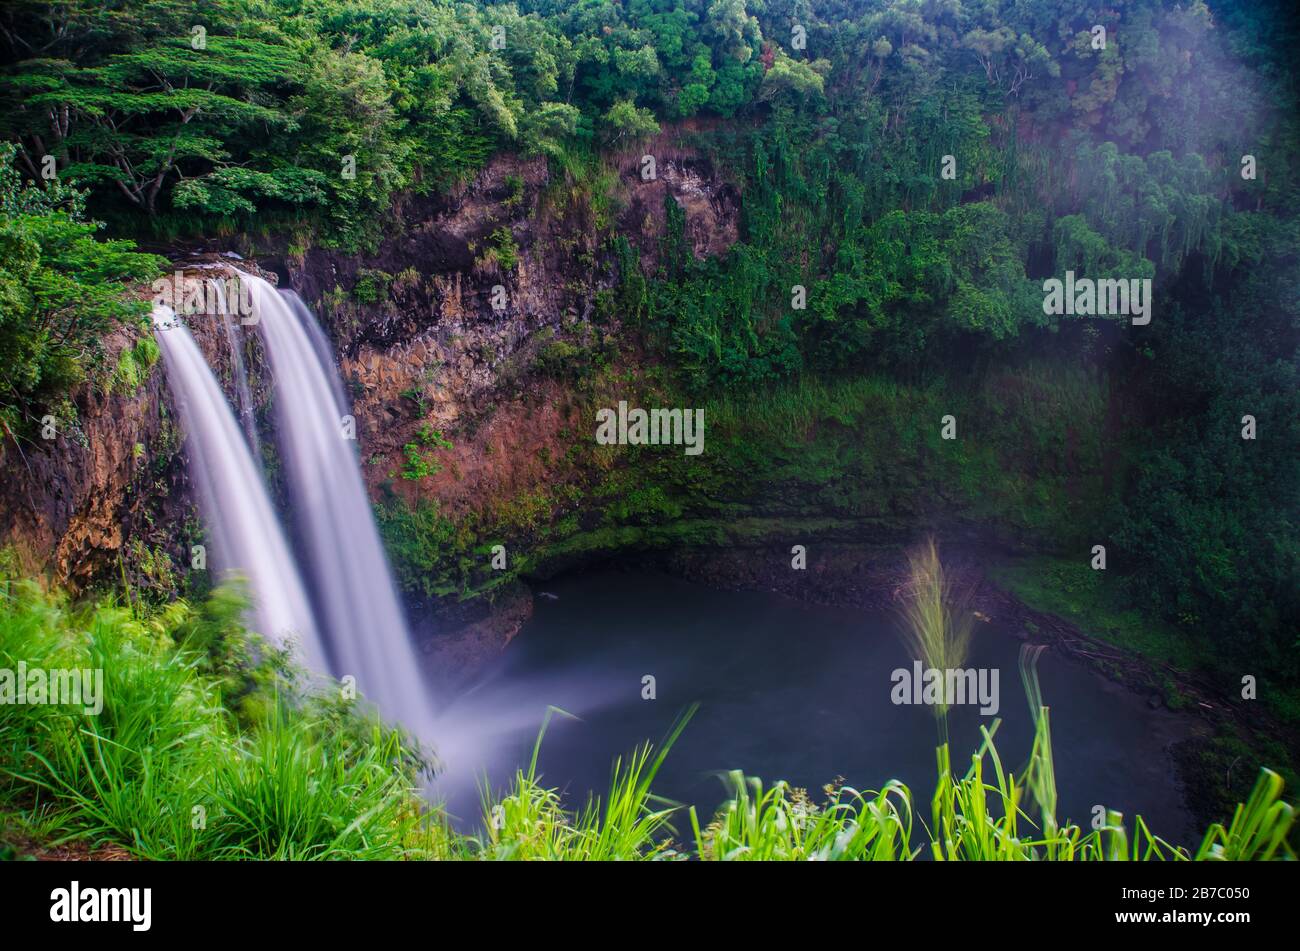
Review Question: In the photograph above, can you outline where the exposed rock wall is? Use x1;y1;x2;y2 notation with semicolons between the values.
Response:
0;277;256;590
0;337;172;585
269;128;740;525
0;125;742;607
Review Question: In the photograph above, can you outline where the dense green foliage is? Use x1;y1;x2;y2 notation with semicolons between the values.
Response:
1;569;1293;860
0;0;1296;851
373;0;1299;691
1;0;774;245
617;1;1300;681
0;568;434;859
0;143;162;434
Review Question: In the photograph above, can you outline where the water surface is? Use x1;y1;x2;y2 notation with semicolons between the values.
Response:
441;567;1195;846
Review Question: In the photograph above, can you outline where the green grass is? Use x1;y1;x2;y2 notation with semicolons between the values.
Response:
692;772;917;860
0;572;438;860
1;568;1293;861
376;364;1113;607
989;555;1209;672
472;707;691;860
107;336;161;396
993;555;1300;834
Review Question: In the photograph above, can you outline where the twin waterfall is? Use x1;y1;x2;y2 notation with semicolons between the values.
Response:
152;272;437;736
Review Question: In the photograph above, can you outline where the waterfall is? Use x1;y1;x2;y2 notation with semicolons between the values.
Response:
283;288;349;417
218;302;261;459
151;305;329;675
153;270;584;796
239;272;436;732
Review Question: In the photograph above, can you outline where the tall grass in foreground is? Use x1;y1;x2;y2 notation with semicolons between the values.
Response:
899;537;974;746
0;566;1294;860
0;572;436;860
471;706;691;860
691;774;918;860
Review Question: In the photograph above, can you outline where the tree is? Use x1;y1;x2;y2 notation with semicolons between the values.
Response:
604;99;660;144
758;50;830;102
5;35;302;215
0;143;162;435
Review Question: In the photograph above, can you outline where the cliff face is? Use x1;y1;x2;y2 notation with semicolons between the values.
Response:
277;130;739;525
294;151;591;522
0;285;256;593
0;338;172;585
0;124;741;615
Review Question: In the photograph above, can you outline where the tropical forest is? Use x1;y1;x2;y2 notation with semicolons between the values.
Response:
0;0;1296;888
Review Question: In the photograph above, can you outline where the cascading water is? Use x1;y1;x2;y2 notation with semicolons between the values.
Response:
283;288;349;417
239;272;437;732
218;303;261;458
151;305;328;675
155;270;594;806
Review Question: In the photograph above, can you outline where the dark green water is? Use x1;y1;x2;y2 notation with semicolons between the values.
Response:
448;567;1196;846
